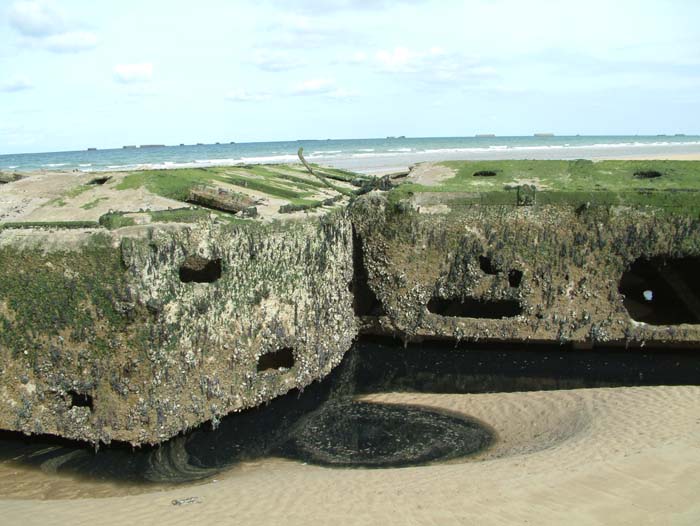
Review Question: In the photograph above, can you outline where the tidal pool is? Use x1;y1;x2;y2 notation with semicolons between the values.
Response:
278;401;493;468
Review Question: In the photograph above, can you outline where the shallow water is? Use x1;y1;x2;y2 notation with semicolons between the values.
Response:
278;401;493;468
0;340;699;499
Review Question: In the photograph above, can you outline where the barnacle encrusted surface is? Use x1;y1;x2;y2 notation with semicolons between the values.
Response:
1;160;699;445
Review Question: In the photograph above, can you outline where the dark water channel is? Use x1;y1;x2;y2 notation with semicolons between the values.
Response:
1;339;699;485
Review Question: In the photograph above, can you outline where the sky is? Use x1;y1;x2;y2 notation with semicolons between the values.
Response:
1;0;699;154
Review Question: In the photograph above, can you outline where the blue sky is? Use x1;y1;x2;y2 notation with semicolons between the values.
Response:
1;0;699;154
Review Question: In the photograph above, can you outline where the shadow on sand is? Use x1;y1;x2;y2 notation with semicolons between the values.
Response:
1;339;699;485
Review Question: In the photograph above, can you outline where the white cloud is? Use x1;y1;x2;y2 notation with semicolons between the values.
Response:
283;14;315;32
332;50;371;66
344;51;368;64
0;76;33;92
8;1;64;37
43;31;98;53
266;0;423;13
291;78;335;95
226;89;272;102
263;13;362;49
373;46;498;85
227;79;358;102
252;50;306;72
282;14;332;46
113;63;153;84
7;1;97;53
375;47;424;73
291;78;358;98
326;87;359;99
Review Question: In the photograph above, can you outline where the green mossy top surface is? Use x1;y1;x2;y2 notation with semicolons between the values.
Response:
0;164;365;231
117;165;334;206
391;160;700;215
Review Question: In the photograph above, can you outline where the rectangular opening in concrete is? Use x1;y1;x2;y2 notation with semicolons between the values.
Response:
427;297;522;319
257;348;295;372
179;256;222;283
619;256;700;325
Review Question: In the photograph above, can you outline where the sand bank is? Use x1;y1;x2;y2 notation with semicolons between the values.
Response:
1;385;698;525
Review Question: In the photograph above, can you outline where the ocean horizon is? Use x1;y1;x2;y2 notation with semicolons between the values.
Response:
2;135;700;174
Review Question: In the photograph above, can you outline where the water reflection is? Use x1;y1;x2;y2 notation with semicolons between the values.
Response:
1;339;699;486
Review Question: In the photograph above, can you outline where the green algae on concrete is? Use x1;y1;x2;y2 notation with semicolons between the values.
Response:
115;165;356;208
392;160;700;215
0;213;357;445
0;233;128;363
0;163;365;230
1;160;699;446
352;160;700;347
0;164;360;445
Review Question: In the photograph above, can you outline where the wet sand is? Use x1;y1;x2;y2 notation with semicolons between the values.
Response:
1;385;699;525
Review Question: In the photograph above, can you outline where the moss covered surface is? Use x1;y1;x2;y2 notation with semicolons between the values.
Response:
0;234;129;363
115;164;353;207
2;160;699;445
0;221;100;230
0;211;356;445
352;191;700;345
391;160;700;215
0;163;368;232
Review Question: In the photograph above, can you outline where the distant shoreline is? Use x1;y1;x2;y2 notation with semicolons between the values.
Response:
4;152;700;178
2;135;700;175
4;152;700;179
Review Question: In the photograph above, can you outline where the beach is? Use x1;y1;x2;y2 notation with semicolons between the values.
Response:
3;136;700;175
1;386;698;525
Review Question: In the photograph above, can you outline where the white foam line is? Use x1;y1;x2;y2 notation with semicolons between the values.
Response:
240;154;298;164
193;158;239;164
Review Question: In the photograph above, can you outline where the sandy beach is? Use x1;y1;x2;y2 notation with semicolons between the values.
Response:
1;385;698;525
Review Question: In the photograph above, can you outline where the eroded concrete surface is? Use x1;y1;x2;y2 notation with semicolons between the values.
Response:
0;160;699;444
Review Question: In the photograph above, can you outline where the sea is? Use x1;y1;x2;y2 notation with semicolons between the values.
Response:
2;135;700;174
